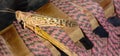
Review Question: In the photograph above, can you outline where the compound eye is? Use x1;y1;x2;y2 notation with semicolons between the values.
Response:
16;12;18;18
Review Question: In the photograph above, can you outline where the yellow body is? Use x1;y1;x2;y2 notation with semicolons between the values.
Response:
15;11;78;28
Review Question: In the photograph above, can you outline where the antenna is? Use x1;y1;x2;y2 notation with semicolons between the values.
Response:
0;8;15;13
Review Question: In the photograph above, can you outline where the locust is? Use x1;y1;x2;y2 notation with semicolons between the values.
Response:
0;8;78;56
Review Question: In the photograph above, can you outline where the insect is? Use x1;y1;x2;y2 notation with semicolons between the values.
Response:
0;8;77;56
